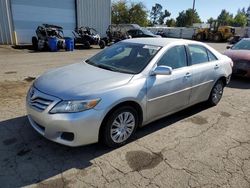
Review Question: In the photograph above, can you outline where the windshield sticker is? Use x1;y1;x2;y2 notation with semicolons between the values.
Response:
143;45;160;50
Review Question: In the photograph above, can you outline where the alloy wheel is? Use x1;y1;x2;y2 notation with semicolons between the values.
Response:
212;82;223;104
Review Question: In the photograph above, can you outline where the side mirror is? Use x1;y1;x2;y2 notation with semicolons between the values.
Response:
151;65;172;76
226;45;232;49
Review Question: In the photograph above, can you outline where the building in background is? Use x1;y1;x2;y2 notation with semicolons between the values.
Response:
0;0;111;44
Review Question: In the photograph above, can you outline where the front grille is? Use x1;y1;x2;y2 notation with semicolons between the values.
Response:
30;97;53;111
28;87;55;112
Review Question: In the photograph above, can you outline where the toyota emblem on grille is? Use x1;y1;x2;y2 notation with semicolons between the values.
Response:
30;88;35;99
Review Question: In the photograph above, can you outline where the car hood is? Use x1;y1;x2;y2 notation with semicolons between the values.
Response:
224;50;250;61
34;62;134;100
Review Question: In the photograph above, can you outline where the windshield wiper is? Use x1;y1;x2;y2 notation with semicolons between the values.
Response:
86;60;135;74
96;64;117;72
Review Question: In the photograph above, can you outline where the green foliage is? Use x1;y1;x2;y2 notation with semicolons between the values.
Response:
112;1;129;24
207;17;215;25
111;0;148;26
217;9;234;25
150;3;171;25
166;18;176;27
176;9;201;27
129;2;148;26
233;11;247;27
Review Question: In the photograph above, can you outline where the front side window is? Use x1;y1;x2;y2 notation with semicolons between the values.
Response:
86;42;161;74
157;45;187;69
188;45;209;65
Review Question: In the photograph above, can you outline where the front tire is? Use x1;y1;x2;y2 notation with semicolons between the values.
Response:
102;106;138;148
213;34;222;42
207;80;224;106
84;41;90;49
195;33;203;41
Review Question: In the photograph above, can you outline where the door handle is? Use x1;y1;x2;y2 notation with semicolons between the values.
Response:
185;72;192;78
214;64;219;69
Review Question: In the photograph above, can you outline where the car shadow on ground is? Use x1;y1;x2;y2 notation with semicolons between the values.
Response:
0;102;210;187
227;76;250;89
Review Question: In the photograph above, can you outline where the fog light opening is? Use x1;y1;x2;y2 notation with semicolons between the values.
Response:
61;132;74;141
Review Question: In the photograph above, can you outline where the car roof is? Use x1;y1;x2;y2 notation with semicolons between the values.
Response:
123;38;202;47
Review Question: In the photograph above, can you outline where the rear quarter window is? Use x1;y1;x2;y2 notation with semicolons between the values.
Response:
207;50;218;61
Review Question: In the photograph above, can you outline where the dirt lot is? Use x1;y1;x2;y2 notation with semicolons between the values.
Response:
0;44;250;188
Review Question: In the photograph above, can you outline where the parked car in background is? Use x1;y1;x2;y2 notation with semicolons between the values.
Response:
127;28;160;38
26;38;232;148
224;38;250;78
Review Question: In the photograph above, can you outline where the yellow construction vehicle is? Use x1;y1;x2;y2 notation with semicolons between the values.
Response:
193;22;235;42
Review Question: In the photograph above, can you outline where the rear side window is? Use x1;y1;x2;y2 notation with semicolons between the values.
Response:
188;45;209;65
207;50;218;61
157;45;187;69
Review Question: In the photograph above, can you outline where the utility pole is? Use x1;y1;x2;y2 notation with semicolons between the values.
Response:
191;0;196;26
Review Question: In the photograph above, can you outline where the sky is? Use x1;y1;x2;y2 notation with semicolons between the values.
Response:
126;0;250;22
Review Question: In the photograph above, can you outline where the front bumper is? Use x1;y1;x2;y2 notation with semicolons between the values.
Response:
26;89;104;147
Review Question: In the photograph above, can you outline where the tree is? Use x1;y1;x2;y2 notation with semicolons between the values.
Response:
176;11;186;27
112;1;129;24
111;1;148;26
166;18;176;27
150;3;163;24
150;3;171;25
247;5;250;26
159;10;171;25
128;2;148;26
176;9;201;27
217;9;234;25
207;17;216;25
233;10;247;27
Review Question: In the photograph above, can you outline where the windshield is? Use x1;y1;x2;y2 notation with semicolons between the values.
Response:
232;39;250;50
142;28;154;35
86;42;161;74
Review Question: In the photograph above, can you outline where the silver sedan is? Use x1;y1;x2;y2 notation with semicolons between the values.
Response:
26;38;233;147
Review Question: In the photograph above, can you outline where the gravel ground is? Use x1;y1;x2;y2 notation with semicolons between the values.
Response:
0;43;249;188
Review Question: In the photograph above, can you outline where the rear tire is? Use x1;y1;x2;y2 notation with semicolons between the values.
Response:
213;34;222;42
32;37;38;50
207;80;224;106
195;33;203;41
99;40;105;49
84;41;90;49
101;106;138;148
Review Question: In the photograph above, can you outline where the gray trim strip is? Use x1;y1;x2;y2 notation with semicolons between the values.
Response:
148;80;213;102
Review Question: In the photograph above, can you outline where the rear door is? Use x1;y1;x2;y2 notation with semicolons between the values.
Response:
187;44;219;104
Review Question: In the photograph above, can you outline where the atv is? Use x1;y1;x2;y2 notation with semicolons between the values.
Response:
73;26;105;49
32;24;66;51
102;24;131;46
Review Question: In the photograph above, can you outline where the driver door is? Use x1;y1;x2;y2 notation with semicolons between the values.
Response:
146;45;192;120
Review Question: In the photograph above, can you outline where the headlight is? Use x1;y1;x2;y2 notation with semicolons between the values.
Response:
50;99;101;114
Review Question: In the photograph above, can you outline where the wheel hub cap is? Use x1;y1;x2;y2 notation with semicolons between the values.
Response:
110;112;135;143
